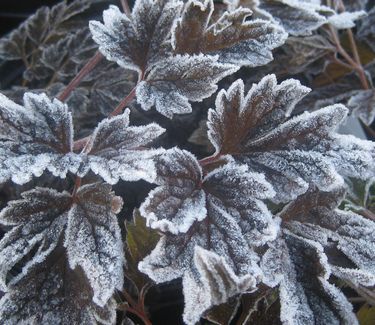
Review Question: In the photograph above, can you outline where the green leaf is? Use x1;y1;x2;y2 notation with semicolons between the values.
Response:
125;209;160;290
357;304;375;325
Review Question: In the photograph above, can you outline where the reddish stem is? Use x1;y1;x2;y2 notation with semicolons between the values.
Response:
71;177;82;199
109;86;137;117
121;0;131;15
199;154;221;167
58;52;103;101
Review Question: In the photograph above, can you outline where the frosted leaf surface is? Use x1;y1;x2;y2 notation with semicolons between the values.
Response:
139;147;277;322
256;0;327;36
262;231;358;325
82;109;165;184
327;11;366;29
0;0;93;62
208;75;375;202
136;54;238;118
0;92;79;184
140;147;276;242
281;187;375;288
90;1;287;116
90;2;182;73
357;7;375;52
0;188;71;291
0;93;165;185
0;248;116;325
182;247;256;325
172;0;287;66
140;148;206;234
64;183;124;307
347;89;375;126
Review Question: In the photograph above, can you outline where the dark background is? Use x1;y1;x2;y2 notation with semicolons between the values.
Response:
0;1;61;36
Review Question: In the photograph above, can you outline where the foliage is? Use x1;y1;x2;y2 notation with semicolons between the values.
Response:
0;0;375;324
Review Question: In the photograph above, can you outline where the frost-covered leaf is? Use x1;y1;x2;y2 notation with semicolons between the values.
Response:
0;247;116;325
327;11;366;30
281;35;335;75
90;2;183;74
0;0;93;61
64;183;124;306
90;1;286;117
261;231;358;325
0;92;79;184
172;0;287;66
81;109;165;183
182;247;256;324
0;183;125;310
358;7;375;52
0;188;71;290
140;148;206;234
140;147;276;242
347;89;375;126
0;93;165;185
136;54;238;118
255;0;327;36
208;75;375;202
24;27;97;82
281;187;375;288
139;147;277;323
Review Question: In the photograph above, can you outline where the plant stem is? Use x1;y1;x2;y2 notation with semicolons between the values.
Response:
121;0;131;15
58;51;103;101
72;177;82;198
199;154;221;167
109;86;137;117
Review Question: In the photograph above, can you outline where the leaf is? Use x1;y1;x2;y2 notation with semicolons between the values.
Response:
255;0;327;36
172;0;287;66
90;1;287;117
136;54;238;118
64;183;124;306
0;92;79;185
0;183;125;309
207;75;375;202
327;11;366;30
90;2;182;74
261;231;358;325
0;93;165;185
140;148;276;241
357;304;375;325
183;247;256;325
204;296;241;325
82;108;165;184
0;246;116;324
358;7;375;52
347;89;375;126
139;148;277;323
0;188;72;290
280;187;375;288
125;209;160;291
0;0;93;61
